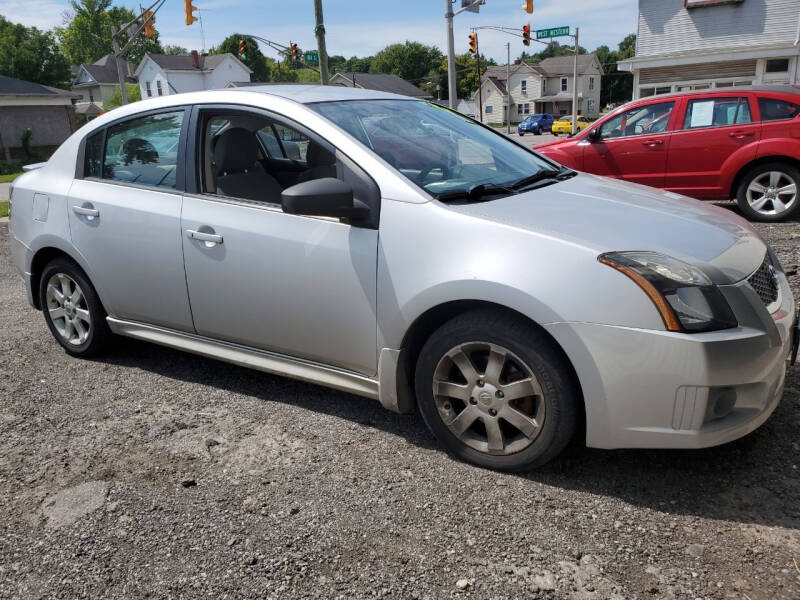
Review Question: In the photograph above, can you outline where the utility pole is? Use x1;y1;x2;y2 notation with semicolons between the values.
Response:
572;27;579;135
506;42;511;134
445;0;457;108
314;0;329;84
475;32;482;122
111;29;128;106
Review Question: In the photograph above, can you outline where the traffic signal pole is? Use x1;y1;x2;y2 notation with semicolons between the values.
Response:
446;0;484;109
313;0;329;84
112;0;165;105
572;27;579;135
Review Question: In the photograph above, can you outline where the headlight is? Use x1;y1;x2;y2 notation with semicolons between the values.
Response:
599;251;737;333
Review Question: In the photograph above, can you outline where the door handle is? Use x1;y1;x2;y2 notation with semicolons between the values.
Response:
186;229;223;245
729;131;755;139
641;139;664;147
72;205;99;218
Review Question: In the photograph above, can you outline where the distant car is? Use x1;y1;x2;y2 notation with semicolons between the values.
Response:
518;113;554;136
551;115;592;136
8;86;797;472
536;86;800;222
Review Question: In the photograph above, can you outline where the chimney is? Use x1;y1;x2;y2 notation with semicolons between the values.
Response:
191;50;200;69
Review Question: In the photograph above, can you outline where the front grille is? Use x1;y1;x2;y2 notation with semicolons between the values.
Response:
747;255;779;306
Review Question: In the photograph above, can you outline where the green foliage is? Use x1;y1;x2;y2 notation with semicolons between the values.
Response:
56;0;163;66
264;56;298;82
163;44;188;55
370;41;443;83
0;201;8;217
342;55;372;73
0;162;24;176
520;41;587;63
210;34;271;82
105;82;141;110
595;33;635;107
295;68;320;83
0;15;70;87
21;128;34;159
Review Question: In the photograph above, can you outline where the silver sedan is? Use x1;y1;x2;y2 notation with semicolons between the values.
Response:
8;86;797;471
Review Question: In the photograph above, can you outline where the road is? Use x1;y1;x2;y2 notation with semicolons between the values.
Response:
1;220;799;599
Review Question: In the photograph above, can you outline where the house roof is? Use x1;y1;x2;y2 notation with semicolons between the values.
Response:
0;75;79;98
528;54;600;76
75;54;136;85
330;72;431;99
141;53;252;74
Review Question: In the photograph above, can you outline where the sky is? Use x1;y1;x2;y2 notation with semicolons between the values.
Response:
0;0;638;64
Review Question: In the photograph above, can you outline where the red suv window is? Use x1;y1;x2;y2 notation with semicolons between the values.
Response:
758;97;800;121
682;97;751;129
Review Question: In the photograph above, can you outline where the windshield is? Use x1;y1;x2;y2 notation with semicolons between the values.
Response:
310;99;558;198
527;114;543;121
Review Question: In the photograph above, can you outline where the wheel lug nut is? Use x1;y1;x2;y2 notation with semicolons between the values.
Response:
496;391;504;398
469;398;477;405
443;403;451;411
477;380;484;387
489;408;497;416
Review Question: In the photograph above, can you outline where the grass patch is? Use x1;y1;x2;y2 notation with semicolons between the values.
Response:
0;172;21;183
0;201;8;218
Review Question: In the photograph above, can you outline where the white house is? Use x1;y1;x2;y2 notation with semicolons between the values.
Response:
474;54;602;125
619;0;800;99
135;52;252;98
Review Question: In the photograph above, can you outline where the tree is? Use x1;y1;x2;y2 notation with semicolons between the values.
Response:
596;33;635;107
0;15;71;87
210;34;271;82
264;56;298;82
56;0;162;66
163;45;188;55
105;82;140;109
343;55;372;73
370;41;443;83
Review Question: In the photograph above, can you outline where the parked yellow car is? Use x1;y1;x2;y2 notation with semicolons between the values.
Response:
551;115;592;136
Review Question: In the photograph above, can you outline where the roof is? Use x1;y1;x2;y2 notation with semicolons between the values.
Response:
0;75;79;98
534;54;599;76
330;72;431;99
539;92;584;102
141;53;251;74
75;54;135;85
75;102;104;115
228;84;419;103
487;76;507;94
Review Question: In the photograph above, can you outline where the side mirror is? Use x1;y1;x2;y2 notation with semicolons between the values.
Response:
281;177;370;221
587;128;602;142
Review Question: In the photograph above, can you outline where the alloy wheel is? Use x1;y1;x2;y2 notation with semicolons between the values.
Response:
746;171;798;217
45;273;92;346
432;342;546;456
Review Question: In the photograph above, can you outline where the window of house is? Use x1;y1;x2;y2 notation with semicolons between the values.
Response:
765;59;790;73
101;110;184;188
84;130;103;178
156;80;163;96
587;99;596;114
89;91;94;102
758;98;800;121
517;103;523;114
521;79;527;93
145;81;152;97
589;76;595;91
541;80;546;95
599;102;675;139
683;97;751;129
561;77;568;92
523;103;530;114
486;105;493;114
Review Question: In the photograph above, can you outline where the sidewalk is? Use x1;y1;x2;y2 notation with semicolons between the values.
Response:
0;182;9;201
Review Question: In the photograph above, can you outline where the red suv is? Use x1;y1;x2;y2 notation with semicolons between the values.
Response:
535;86;800;221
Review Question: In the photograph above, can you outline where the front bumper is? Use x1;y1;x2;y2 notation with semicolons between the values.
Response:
544;273;795;450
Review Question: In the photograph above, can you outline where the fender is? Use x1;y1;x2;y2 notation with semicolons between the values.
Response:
717;139;765;197
722;138;800;197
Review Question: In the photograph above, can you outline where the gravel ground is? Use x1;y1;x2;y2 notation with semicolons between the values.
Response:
1;212;799;600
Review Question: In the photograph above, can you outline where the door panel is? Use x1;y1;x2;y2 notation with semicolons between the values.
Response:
181;197;379;375
68;179;194;330
582;135;671;188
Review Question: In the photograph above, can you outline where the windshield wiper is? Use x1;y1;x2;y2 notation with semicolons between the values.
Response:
510;166;575;190
435;183;517;203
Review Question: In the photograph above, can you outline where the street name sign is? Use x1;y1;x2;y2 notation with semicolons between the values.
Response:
536;26;570;39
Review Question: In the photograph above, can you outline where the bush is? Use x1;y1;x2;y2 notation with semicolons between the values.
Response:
0;161;24;175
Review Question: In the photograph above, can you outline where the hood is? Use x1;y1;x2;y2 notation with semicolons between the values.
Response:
451;173;765;284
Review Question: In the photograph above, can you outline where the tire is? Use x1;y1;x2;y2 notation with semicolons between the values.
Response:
414;309;579;472
518;132;524;137
39;257;112;358
535;127;542;136
736;161;800;222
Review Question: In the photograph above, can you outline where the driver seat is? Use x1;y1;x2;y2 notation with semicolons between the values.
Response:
214;127;282;203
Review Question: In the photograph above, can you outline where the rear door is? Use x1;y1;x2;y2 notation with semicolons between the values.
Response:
67;108;194;331
664;95;760;198
581;100;676;188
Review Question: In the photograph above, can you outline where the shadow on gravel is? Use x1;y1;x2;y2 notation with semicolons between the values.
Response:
99;339;800;531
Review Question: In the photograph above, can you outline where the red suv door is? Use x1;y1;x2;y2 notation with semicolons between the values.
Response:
664;94;760;198
581;100;677;188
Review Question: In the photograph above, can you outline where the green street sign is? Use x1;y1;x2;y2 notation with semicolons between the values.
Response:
536;26;570;39
304;51;319;65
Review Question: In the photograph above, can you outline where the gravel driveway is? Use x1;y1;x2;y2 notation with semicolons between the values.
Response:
1;213;799;599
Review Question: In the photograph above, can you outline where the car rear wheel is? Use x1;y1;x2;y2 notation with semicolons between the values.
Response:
39;257;112;357
535;127;542;135
518;132;524;137
736;162;800;222
415;309;579;471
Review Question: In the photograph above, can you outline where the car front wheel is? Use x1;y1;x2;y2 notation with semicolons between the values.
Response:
39;257;112;357
736;162;800;222
415;309;579;471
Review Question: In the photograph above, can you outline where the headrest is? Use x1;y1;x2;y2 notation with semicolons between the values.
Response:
305;141;336;168
214;127;259;174
122;138;158;165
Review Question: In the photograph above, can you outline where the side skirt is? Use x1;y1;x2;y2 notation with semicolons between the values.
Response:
106;317;380;400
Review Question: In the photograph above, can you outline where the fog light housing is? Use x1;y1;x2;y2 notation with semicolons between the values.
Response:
704;387;737;423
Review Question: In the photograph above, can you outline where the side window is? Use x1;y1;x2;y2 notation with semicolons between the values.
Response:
599;102;674;139
102;110;184;188
272;124;309;163
758;98;800;122
256;126;283;158
84;130;104;178
682;97;751;129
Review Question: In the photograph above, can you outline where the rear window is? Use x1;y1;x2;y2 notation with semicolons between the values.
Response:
758;98;800;121
683;97;751;129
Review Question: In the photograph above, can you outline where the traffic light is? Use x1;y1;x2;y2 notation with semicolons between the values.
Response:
522;24;531;46
289;43;299;62
184;0;198;26
238;38;247;61
143;10;156;38
468;33;477;55
522;0;533;13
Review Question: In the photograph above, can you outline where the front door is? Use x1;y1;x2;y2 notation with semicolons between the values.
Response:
582;100;676;189
67;108;194;331
181;108;379;375
665;95;760;198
